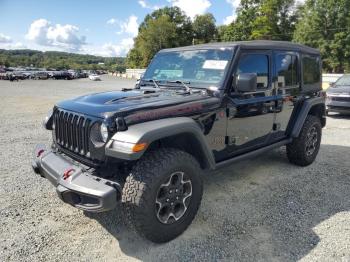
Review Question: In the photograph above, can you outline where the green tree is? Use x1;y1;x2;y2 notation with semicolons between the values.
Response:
193;13;217;44
140;6;193;47
221;0;262;41
127;7;192;68
218;0;298;42
135;15;177;67
126;48;143;68
251;0;297;40
0;49;125;71
294;0;350;73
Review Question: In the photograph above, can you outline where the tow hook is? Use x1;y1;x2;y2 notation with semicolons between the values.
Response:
37;149;45;157
63;168;75;180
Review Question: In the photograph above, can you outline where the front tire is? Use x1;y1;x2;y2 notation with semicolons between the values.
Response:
287;115;322;166
122;148;203;243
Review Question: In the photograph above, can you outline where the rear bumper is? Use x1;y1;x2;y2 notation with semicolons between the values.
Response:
32;144;121;212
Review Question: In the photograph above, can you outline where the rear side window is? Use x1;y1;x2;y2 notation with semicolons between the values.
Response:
236;54;269;89
275;54;298;87
302;56;321;85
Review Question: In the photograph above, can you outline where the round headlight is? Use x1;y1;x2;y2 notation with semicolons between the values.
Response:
100;123;108;143
43;109;53;130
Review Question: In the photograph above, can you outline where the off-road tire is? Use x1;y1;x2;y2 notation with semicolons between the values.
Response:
287;115;322;166
122;148;203;243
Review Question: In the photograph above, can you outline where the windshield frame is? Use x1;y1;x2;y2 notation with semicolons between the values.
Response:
141;47;236;89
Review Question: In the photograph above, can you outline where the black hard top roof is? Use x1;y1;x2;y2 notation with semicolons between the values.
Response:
159;40;320;55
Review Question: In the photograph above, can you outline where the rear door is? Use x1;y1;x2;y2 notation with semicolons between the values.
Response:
272;51;301;141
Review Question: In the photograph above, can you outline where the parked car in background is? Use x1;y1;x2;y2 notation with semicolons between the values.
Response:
11;72;26;80
77;71;88;78
89;74;101;81
326;74;350;115
48;71;57;78
0;72;9;80
52;71;73;80
33;72;49;80
22;72;33;79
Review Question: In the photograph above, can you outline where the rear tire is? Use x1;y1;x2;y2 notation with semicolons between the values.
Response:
122;148;203;243
287;115;322;166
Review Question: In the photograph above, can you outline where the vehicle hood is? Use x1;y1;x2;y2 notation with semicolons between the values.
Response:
327;85;350;95
56;89;221;124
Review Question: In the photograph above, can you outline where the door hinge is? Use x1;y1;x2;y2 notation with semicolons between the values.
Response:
225;136;236;145
226;107;237;118
273;123;281;131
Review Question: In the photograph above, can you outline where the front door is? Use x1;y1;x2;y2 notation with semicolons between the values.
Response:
225;51;276;157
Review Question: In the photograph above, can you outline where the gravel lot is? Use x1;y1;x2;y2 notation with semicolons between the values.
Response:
1;76;349;261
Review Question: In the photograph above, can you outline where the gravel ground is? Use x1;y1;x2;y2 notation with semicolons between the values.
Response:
0;76;349;261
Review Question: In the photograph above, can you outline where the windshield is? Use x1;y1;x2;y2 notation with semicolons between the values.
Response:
143;48;235;88
335;75;350;86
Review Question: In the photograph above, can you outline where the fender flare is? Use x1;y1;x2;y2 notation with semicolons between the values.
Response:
105;117;216;169
290;97;325;138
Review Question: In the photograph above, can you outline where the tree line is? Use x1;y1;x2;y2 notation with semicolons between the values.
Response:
127;0;350;73
0;49;126;72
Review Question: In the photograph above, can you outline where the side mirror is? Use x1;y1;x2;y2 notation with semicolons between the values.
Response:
236;73;257;93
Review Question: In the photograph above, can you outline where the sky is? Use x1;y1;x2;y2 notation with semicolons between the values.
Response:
0;0;304;57
0;0;243;56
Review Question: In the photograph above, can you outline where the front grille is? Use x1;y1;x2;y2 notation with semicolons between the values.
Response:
330;96;350;102
53;109;92;158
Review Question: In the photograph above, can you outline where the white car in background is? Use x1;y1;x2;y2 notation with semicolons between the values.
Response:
89;74;101;81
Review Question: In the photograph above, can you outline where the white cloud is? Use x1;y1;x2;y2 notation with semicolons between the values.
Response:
122;15;139;36
25;19;86;51
107;15;139;37
138;0;147;8
102;38;134;56
138;0;162;10
107;18;117;25
223;14;235;25
223;0;240;25
13;42;26;49
81;38;134;57
0;33;12;43
169;0;211;19
0;42;27;50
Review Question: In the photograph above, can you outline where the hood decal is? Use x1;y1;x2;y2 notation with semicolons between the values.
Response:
56;89;220;120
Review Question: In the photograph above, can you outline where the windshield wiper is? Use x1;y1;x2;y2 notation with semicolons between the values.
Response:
142;79;160;88
166;80;191;92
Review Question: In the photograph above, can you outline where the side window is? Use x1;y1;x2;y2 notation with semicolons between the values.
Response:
275;54;298;88
302;56;321;85
236;54;269;89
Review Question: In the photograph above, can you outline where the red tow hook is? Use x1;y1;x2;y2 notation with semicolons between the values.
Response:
63;168;75;180
37;149;45;157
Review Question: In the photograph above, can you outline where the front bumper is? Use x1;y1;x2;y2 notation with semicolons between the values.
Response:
326;97;350;113
32;144;121;212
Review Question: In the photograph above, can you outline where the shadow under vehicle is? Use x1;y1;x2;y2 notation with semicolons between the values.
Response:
32;41;326;243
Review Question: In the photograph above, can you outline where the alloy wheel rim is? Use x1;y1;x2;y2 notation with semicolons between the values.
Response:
305;126;318;156
155;171;192;224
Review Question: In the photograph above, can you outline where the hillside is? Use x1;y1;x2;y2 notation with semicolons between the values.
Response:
0;49;126;71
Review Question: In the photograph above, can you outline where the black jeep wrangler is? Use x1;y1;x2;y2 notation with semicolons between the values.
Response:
32;41;326;243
